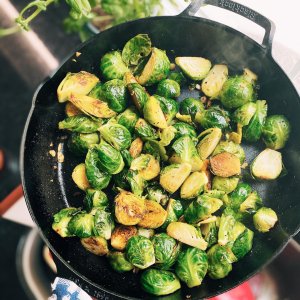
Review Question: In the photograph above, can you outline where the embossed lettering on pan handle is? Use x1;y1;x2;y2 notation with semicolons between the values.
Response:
179;0;275;52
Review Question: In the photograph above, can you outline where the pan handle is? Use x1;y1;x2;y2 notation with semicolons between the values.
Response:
179;0;275;52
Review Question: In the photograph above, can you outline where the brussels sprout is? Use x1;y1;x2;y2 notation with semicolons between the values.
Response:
143;140;168;162
210;152;241;177
136;47;170;86
57;71;99;102
69;93;117;118
173;122;197;140
65;102;81;117
134;118;158;140
175;112;193;124
161;198;184;230
138;200;167;229
59;115;102;133
130;154;160;180
72;163;90;190
218;212;236;246
175;247;208;288
239;191;262;214
207;244;236;279
180;97;204;118
81;236;108;256
111;225;138;250
93;209;115;240
229;183;252;210
175;56;211;80
201;221;218;248
197;128;222;160
143;96;168;129
120;150;133;168
180;171;208;199
152;233;181;269
250;148;282;180
167;222;208;250
113;168;130;190
184;195;223;224
158;126;176;146
232;102;257;126
202;64;228;98
83;189;108;212
243;100;267;142
140;269;181;296
146;183;169;206
99;121;132;151
68;132;99;156
154;94;179;125
95;139;124;174
195;106;230;130
160;163;192;194
169;71;187;86
88;82;102;98
122;34;152;66
212;140;245;164
128;137;143;159
114;190;145;225
232;228;254;260
170;136;203;172
126;169;146;197
67;212;94;238
85;148;111;190
52;207;79;237
99;79;129;113
253;207;278;232
220;76;255;109
126;235;155;269
108;251;134;273
212;176;239;194
262;115;290;150
117;106;139;133
156;79;180;98
100;51;129;80
137;228;155;239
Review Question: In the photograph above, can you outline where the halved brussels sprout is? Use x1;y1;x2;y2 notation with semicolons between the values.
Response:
108;251;134;273
52;207;79;237
68;132;99;156
180;97;204;118
100;51;129;80
57;71;99;102
175;56;211;80
121;150;133;168
140;269;181;296
201;221;218;248
184;195;223;224
243;100;267;142
175;112;193;124
59;115;102;133
81;236;108;256
161;198;184;230
152;233;181;270
239;191;262;214
253;207;278;232
173;122;197;140
170;136;203;172
136;47;170;86
111;225;138;250
122;34;152;66
212;176;239;194
69;93;116;118
156;79;180;98
85;148;111;190
137;228;155;239
262;115;290;150
83;189;108;212
129;137;143;158
138;200;167;229
130;154;160;180
127;169;146;197
202;64;228;98
116;106;139;133
180;171;208;199
146;183;169;206
93;208;115;240
65;102;81;117
167;222;208;250
197;128;222;160
154;94;179;125
134;118;158;140
210;152;241;177
158;126;176;146
160;163;192;194
143;140;168;162
250;148;282;180
207;244;236;279
169;71;187;86
175;247;208;288
114;190;145;225
220;75;255;109
229;182;252;211
99;121;132;151
67;212;94;238
232;102;257;126
212;140;245;164
143;96;168;129
232;228;253;260
72;163;90;190
218;212;236;246
126;235;155;269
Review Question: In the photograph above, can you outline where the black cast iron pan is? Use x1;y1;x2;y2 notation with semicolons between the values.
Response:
21;0;300;299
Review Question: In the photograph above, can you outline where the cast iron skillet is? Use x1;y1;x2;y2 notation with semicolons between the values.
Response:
21;0;300;299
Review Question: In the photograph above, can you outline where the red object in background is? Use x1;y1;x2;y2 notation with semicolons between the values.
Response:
209;282;254;300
